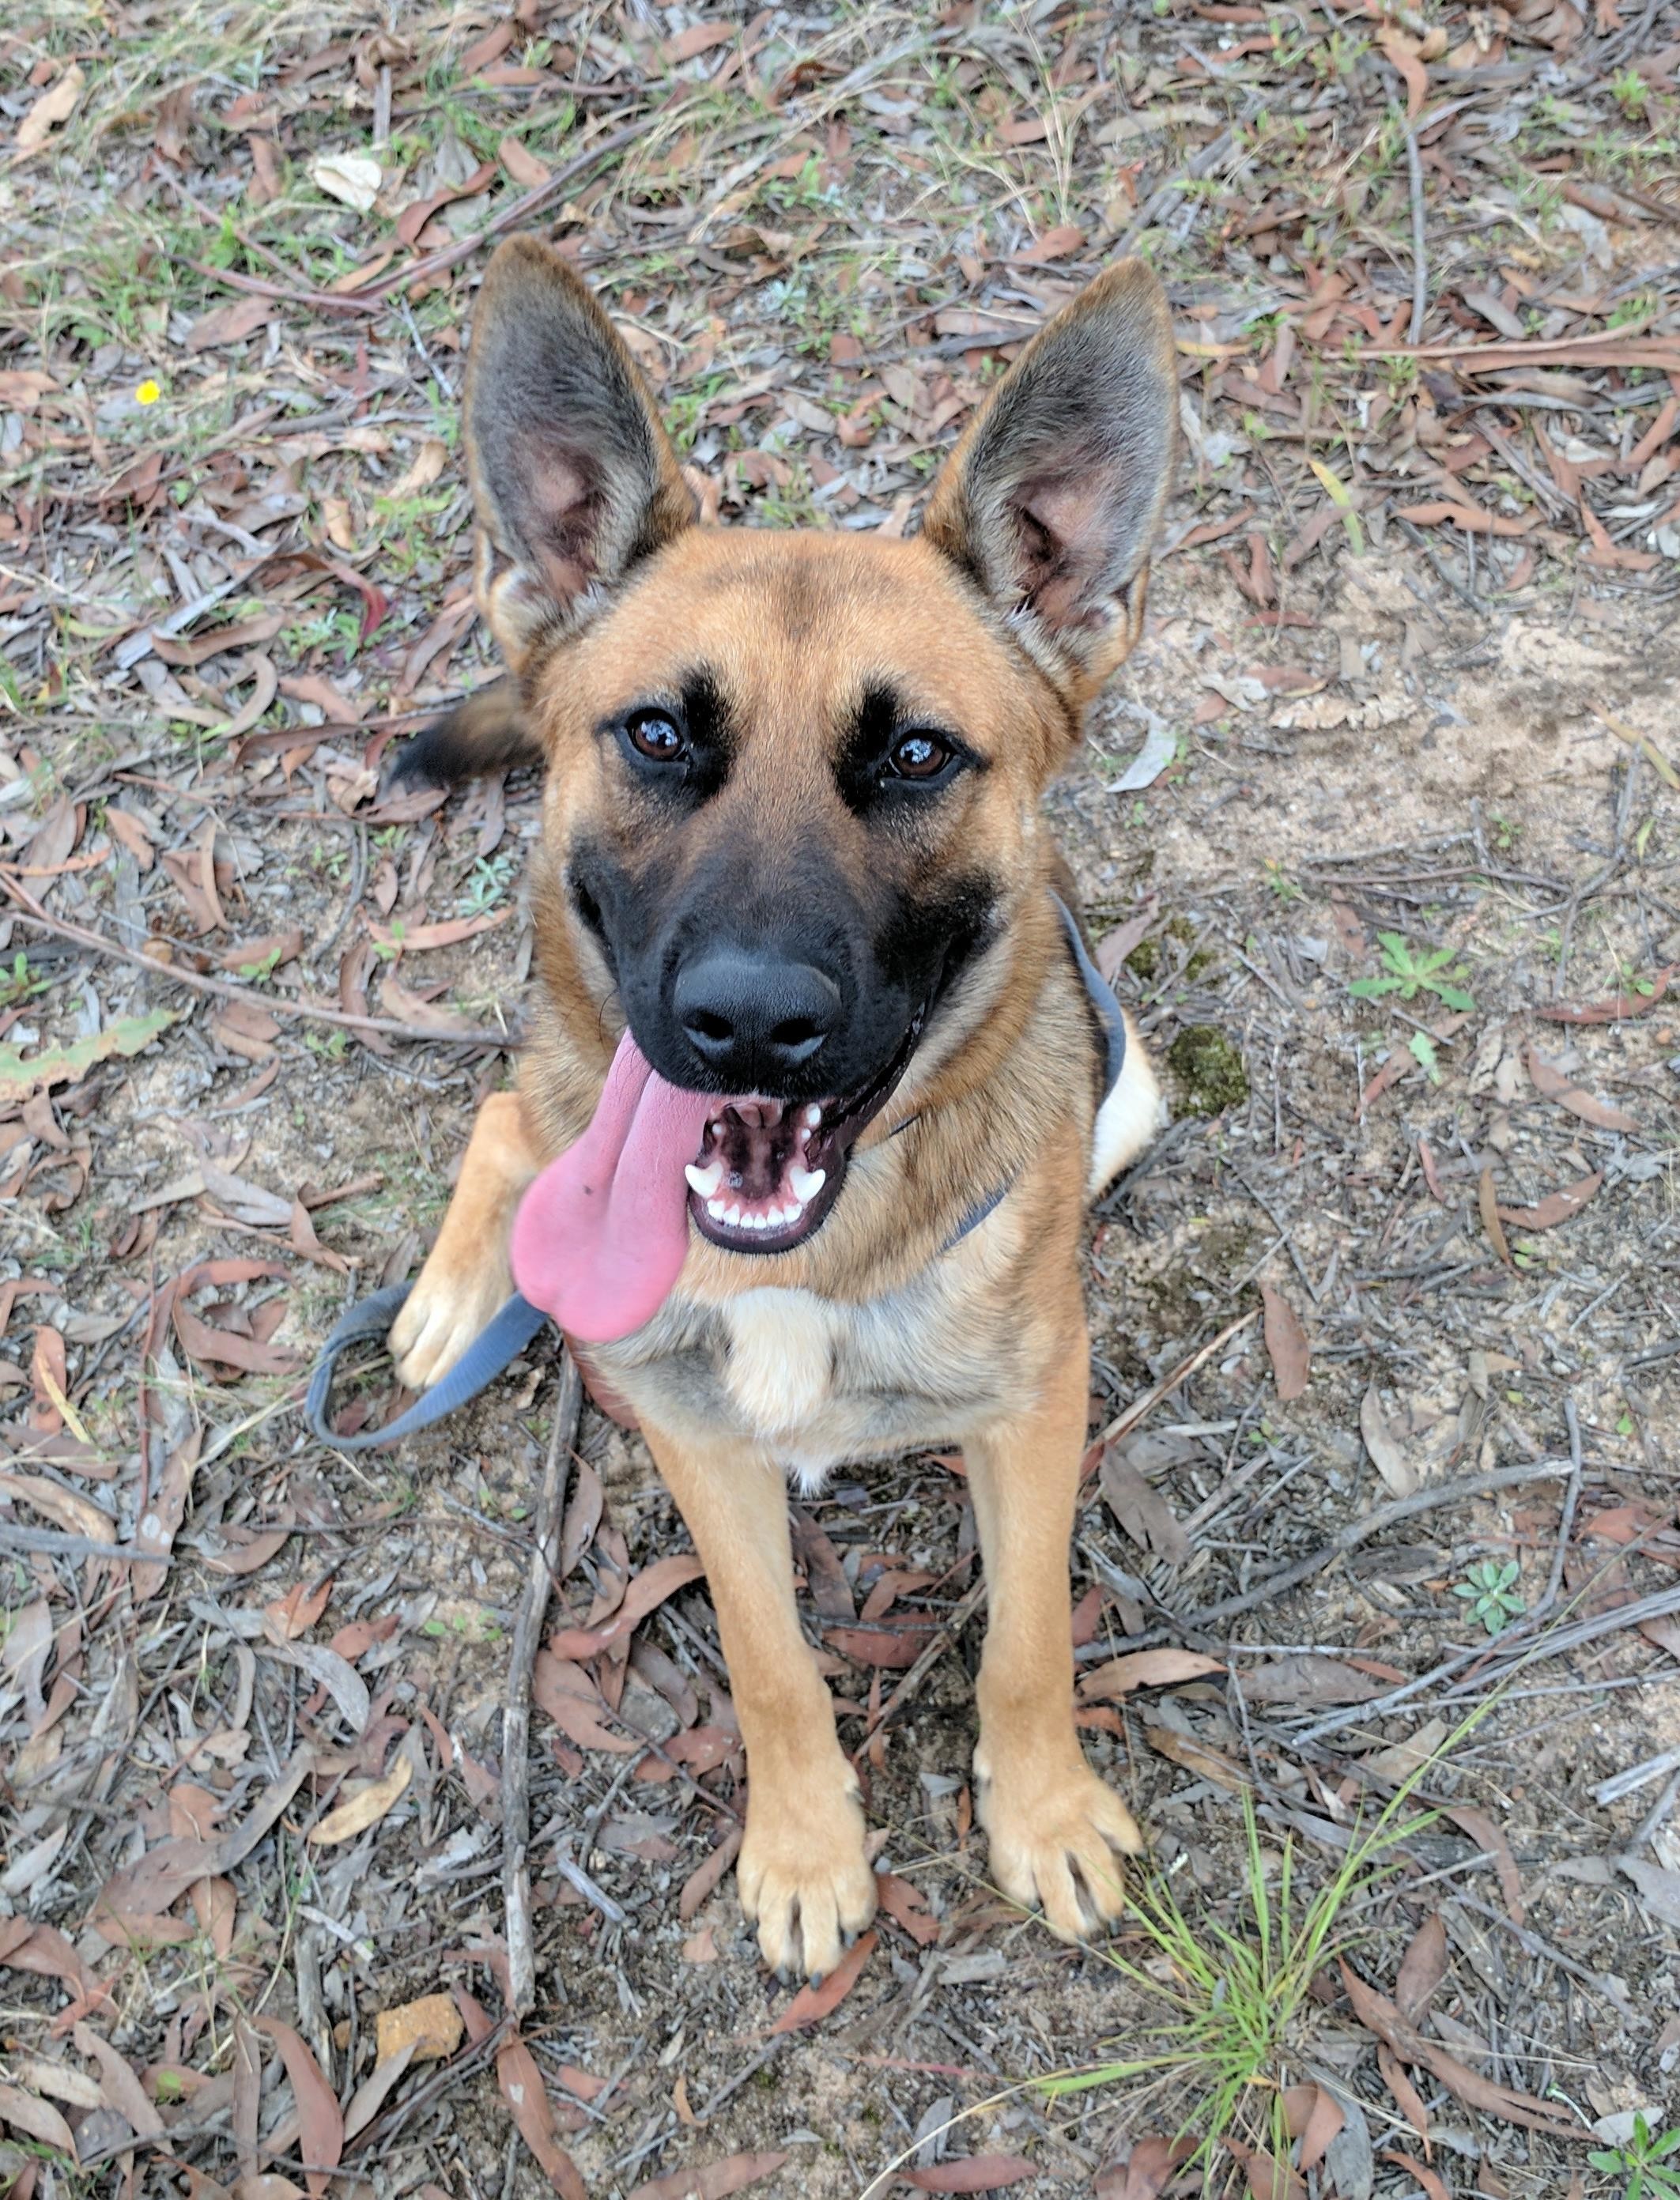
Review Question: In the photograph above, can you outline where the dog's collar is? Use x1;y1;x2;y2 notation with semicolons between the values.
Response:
304;892;1126;1447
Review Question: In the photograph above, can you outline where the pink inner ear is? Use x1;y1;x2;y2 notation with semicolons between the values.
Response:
1019;477;1109;629
524;446;599;602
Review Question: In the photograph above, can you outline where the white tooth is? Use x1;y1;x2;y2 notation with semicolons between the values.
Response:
724;1205;742;1226
707;1198;727;1219
789;1165;826;1202
804;1104;822;1127
747;1213;767;1230
783;1201;803;1223
711;1120;723;1138
685;1160;724;1198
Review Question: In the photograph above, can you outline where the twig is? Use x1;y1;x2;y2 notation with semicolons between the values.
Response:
188;262;381;315
1170;1458;1575;1648
504;1349;582;2019
0;1522;152;1562
356;122;647;300
0;871;514;1048
1543;1395;1585;1614
1403;124;1427;346
1088;1310;1258;1454
863;1577;987;1742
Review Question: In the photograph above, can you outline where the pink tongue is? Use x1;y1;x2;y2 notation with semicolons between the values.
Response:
511;1033;717;1343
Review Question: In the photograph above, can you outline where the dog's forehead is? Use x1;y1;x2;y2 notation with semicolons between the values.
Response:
587;528;1029;732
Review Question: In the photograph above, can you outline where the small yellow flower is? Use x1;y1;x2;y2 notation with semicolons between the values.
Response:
135;378;161;406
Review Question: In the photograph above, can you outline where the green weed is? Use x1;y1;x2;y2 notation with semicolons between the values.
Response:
1591;2115;1680;2200
1349;931;1475;1012
1454;1557;1525;1636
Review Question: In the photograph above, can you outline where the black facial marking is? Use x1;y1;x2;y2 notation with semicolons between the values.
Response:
601;665;735;802
835;679;980;813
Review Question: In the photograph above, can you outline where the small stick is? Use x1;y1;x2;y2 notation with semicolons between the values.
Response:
1087;1309;1258;1455
355;123;647;300
0;871;513;1048
504;1349;583;2019
1404;124;1428;345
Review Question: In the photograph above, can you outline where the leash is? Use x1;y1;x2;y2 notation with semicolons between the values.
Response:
304;1282;548;1451
304;892;1127;1451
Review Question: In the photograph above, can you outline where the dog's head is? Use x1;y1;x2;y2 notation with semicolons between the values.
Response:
467;237;1176;1261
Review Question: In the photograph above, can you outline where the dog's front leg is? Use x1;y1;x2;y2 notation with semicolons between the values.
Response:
640;1420;877;1980
966;1308;1143;1940
391;1090;540;1387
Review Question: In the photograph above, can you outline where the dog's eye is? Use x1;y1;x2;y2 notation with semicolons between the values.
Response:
886;732;953;781
625;710;685;763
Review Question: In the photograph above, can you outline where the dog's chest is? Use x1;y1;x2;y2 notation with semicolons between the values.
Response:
598;1258;1022;1485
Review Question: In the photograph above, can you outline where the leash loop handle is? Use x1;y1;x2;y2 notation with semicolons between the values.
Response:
305;1283;549;1452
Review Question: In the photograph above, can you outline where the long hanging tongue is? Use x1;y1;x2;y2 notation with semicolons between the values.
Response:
510;1032;715;1344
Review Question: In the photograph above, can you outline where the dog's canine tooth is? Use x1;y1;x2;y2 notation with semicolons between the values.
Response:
685;1159;725;1198
789;1164;825;1202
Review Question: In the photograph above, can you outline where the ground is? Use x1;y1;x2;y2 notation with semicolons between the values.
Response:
4;2;1680;2196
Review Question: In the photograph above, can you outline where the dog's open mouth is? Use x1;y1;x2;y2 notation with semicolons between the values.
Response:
685;1011;923;1254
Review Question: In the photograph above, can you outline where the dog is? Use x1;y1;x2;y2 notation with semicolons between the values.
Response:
386;236;1176;1980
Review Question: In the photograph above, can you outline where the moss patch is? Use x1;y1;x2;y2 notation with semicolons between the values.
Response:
1167;1025;1248;1114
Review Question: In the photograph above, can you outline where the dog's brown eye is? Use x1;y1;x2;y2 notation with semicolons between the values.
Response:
889;733;952;780
626;711;685;762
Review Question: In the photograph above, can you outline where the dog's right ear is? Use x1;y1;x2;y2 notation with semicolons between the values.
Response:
464;236;695;673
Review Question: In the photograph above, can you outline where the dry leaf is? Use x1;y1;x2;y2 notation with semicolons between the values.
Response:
1524;1046;1639;1133
0;2081;75;2153
627;2152;789;2200
1361;1383;1417;1497
1478;1165;1512;1266
1498;1171;1603;1231
494;2034;587;2200
254;2019;342;2198
547;1554;705;1658
1077;1650;1224;1701
1395;1913;1448;2023
15;66;85;158
1363;1714;1449;1785
1340;1964;1577;2137
1100;1450;1191;1564
1259;1283;1310;1400
1445;1805;1525;1924
769;1930;876;2032
499;135;551;187
905;2160;1036;2192
308;1753;412;1845
876;1871;941;1946
1097;2137;1198;2200
311;151;382;211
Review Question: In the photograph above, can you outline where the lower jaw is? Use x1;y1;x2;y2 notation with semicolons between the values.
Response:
688;1155;848;1254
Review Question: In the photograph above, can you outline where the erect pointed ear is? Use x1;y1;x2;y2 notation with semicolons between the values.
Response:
464;236;696;672
921;260;1177;704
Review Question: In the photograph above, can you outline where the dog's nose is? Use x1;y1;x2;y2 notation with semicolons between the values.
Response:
674;948;842;1082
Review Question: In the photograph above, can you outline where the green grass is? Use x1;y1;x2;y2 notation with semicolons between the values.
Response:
1036;1779;1438;2188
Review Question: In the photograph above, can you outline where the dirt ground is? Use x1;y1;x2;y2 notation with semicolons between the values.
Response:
6;2;1680;2196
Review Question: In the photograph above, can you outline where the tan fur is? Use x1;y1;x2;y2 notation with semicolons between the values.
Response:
389;238;1177;1977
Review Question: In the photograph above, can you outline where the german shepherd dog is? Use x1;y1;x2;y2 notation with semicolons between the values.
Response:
387;236;1176;1980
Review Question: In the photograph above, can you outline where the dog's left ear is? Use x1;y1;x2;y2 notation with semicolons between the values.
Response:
922;259;1176;702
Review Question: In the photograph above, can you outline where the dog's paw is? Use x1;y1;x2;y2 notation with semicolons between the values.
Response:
390;1255;512;1390
977;1757;1143;1942
738;1767;877;1983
